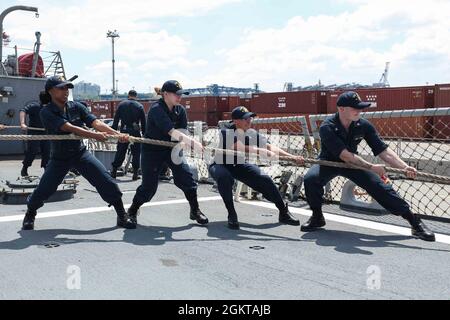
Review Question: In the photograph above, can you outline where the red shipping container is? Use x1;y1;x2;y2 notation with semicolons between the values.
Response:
253;113;312;134
217;96;229;113
326;86;434;114
326;87;436;139
213;96;241;112
187;112;221;127
138;99;157;114
251;91;328;115
220;112;311;135
181;96;218;113
434;84;450;140
91;101;113;119
369;118;432;139
240;97;252;110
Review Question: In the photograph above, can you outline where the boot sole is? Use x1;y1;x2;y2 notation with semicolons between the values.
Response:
301;224;326;232
190;217;209;225
117;222;137;229
117;224;137;229
279;219;300;226
412;232;436;242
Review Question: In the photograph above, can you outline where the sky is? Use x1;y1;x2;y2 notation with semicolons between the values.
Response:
1;0;450;94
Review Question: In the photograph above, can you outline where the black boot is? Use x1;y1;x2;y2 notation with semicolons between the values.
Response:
408;214;435;242
22;209;36;230
225;201;239;230
301;208;326;232
227;212;240;230
278;203;300;226
127;202;142;225
132;169;140;181
190;208;209;225
185;190;208;225
113;201;136;229
111;167;118;179
21;166;29;177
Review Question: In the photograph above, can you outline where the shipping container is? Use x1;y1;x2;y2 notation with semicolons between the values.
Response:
239;97;252;110
252;113;312;134
90;101;113;119
217;96;240;113
369;117;432;140
181;96;218;113
251;91;328;115
187;112;221;127
138;99;159;114
325;86;436;139
434;84;450;140
326;86;435;114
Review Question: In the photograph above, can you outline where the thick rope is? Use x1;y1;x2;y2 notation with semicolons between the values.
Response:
0;125;46;132
0;133;449;184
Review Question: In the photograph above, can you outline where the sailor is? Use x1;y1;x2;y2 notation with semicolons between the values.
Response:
152;87;172;182
22;76;136;230
301;91;435;242
209;106;304;230
19;91;51;177
111;90;146;181
127;80;209;226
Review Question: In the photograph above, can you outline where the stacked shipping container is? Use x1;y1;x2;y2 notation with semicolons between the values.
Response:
181;95;240;126
85;84;450;138
326;86;436;139
250;91;328;115
87;99;157;121
326;86;435;113
89;101;113;119
434;84;450;140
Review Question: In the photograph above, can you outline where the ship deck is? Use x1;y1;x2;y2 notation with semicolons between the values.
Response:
0;158;449;300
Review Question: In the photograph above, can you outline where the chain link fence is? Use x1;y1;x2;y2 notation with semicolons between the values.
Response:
185;109;449;220
85;109;449;220
308;108;449;219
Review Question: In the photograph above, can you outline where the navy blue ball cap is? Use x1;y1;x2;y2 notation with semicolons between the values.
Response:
337;91;372;109
45;76;74;92
161;80;189;96
232;106;257;120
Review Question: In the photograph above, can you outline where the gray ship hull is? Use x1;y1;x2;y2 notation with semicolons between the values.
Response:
0;75;46;155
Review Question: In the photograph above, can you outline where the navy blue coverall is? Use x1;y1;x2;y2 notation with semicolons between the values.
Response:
21;102;50;169
209;124;286;208
27;101;122;211
111;99;146;171
304;113;412;216
132;99;197;205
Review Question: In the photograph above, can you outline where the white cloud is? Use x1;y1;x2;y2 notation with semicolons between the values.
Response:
3;0;242;51
3;0;450;92
2;0;240;92
115;31;189;60
209;0;450;91
140;58;208;71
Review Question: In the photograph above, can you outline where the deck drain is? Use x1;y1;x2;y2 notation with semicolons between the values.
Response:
249;246;265;251
262;214;273;217
39;242;61;249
